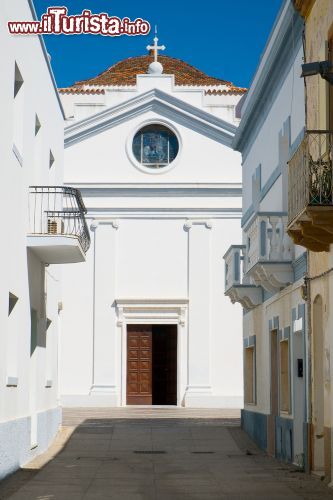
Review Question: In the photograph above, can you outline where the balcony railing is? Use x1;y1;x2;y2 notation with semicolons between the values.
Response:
242;213;294;292
223;245;262;310
29;186;90;254
244;213;293;273
288;131;333;224
224;245;245;291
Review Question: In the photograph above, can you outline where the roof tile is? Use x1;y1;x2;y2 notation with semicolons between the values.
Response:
59;54;246;91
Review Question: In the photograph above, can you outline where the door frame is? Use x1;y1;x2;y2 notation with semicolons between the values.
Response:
115;299;188;407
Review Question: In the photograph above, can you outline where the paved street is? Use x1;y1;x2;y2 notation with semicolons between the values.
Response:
1;408;333;500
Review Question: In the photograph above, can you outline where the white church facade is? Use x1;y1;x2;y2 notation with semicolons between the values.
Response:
58;41;245;408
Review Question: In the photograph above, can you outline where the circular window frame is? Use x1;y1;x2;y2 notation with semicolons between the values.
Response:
126;119;182;175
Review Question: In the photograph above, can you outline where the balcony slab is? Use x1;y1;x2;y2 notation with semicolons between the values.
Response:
27;235;86;264
288;206;333;252
225;285;263;310
248;261;293;293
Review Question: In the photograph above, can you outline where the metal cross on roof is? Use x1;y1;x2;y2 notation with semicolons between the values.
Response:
146;28;165;62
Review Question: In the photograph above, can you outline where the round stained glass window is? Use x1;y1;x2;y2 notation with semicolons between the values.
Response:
132;124;179;169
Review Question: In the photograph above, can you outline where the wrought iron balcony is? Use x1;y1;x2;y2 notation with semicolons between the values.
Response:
288;131;333;251
224;245;262;310
244;213;294;292
27;186;90;263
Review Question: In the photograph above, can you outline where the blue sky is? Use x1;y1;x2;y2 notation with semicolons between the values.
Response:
34;0;283;88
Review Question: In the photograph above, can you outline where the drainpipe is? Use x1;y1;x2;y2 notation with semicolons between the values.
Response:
304;254;312;473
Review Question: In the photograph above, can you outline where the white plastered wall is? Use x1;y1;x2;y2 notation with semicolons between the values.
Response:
0;0;64;479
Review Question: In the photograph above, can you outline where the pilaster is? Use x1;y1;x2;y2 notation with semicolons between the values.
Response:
90;220;119;404
184;220;213;406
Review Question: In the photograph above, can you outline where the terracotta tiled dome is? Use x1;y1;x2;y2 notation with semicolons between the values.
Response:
59;54;246;92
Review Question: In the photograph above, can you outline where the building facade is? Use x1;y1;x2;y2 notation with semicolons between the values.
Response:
0;0;90;479
58;48;245;408
291;0;333;482
224;1;308;466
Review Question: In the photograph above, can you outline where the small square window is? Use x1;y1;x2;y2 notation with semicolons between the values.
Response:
30;308;38;356
35;115;41;136
9;292;18;315
14;62;24;98
49;150;55;168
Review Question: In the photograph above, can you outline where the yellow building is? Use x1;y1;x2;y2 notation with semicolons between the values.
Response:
290;0;333;482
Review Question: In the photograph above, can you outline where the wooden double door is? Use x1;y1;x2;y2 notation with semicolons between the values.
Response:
127;324;177;405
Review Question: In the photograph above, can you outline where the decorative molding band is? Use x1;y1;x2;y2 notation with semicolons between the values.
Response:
86;209;241;220
116;299;189;305
66;182;242;190
76;186;242;198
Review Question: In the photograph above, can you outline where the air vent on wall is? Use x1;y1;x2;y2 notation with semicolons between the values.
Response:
47;218;64;235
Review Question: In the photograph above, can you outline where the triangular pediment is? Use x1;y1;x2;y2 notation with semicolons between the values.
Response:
64;88;237;148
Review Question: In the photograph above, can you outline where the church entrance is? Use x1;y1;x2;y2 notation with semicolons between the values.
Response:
126;324;177;406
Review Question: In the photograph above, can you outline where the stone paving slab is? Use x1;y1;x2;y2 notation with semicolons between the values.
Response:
0;408;333;499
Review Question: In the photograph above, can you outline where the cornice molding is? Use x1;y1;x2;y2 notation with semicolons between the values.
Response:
65;182;242;189
74;186;242;198
64;88;237;148
115;298;188;327
85;209;242;219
